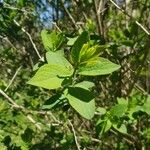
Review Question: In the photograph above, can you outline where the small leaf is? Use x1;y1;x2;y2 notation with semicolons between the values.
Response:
97;107;106;115
110;103;127;117
78;57;120;76
42;94;64;110
113;124;127;134
103;120;112;133
66;87;95;119
27;64;72;89
71;31;89;63
41;30;64;51
21;128;33;143
143;96;150;115
67;37;78;46
74;81;95;90
96;119;112;135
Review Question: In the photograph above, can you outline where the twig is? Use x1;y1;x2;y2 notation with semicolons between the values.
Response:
27;115;42;130
13;20;43;60
4;2;32;14
109;0;150;35
5;66;22;92
93;0;102;36
60;0;78;30
68;120;81;150
110;129;135;146
47;111;62;124
52;22;62;32
0;89;42;130
0;35;17;50
0;89;23;109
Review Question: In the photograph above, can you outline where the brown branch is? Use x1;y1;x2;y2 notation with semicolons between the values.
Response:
0;89;23;109
109;0;150;35
93;0;103;36
5;66;22;92
13;20;43;61
68;120;81;150
0;89;42;130
60;0;78;30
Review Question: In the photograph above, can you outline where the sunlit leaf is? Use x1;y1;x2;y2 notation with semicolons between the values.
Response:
41;30;64;51
78;57;120;76
27;64;72;89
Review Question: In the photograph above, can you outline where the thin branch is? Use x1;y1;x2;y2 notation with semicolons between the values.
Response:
4;2;32;14
27;115;42;130
0;89;23;109
60;0;78;30
109;0;150;35
110;129;136;147
13;20;43;60
0;35;17;50
68;120;81;150
52;22;62;32
93;0;102;36
5;66;22;92
0;89;42;130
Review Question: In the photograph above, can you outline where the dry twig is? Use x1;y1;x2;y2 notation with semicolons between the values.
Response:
13;20;43;60
68;120;81;150
5;66;22;92
109;0;150;35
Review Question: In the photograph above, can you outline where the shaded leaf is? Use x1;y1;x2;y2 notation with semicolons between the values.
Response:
71;31;89;63
66;87;95;119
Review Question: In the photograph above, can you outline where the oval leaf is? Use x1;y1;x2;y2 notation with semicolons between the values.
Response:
27;64;72;89
78;57;120;76
66;87;95;119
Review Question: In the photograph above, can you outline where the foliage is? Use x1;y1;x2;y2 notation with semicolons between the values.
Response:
0;0;150;149
28;30;120;119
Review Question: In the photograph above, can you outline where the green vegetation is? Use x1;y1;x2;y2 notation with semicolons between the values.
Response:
0;0;150;149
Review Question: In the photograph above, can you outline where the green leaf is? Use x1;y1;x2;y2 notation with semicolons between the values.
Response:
42;94;64;110
41;30;64;51
67;37;78;46
113;124;127;134
66;87;95;119
74;81;95;90
143;128;150;139
78;57;120;76
21;128;33;143
27;64;72;89
46;51;74;74
97;107;106;115
79;44;105;63
71;31;89;63
97;119;112;135
143;96;150;115
110;103;127;117
103;120;112;133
